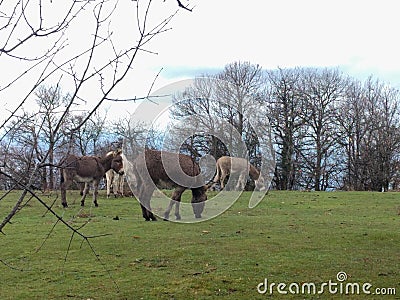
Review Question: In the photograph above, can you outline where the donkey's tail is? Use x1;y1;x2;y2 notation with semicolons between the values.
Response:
213;160;221;183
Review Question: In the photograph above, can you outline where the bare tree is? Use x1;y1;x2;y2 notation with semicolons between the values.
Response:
168;62;274;190
338;79;369;190
172;62;268;158
0;0;194;234
35;85;71;190
339;77;400;191
375;81;400;191
215;61;265;158
111;112;163;154
169;76;227;158
297;68;346;191
266;67;306;190
266;68;400;191
170;62;267;160
68;110;108;156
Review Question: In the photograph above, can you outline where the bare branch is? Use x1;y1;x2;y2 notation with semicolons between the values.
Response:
176;0;193;12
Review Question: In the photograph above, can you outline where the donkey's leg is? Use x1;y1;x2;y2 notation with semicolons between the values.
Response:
220;171;227;190
92;180;99;207
79;183;85;196
235;172;246;191
139;187;156;221
164;200;175;221
113;175;120;198
172;187;185;220
117;174;124;197
106;172;113;198
164;187;185;220
174;201;181;220
80;182;90;206
60;173;72;208
213;166;220;185
140;204;150;221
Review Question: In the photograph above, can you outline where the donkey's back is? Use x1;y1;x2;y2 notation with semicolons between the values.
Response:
62;154;105;182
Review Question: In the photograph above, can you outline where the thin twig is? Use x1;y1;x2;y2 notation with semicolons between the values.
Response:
35;218;61;253
147;67;163;98
0;259;25;271
104;94;169;103
176;0;193;12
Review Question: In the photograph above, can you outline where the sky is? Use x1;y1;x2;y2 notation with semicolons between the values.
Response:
108;0;400;120
1;0;400;124
150;0;400;83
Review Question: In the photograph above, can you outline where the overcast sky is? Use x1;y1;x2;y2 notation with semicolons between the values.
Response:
1;0;399;123
152;0;400;85
109;0;400;120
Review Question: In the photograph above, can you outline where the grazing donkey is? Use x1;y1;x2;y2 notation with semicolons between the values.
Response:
105;169;125;198
131;149;207;221
213;156;266;191
60;150;124;207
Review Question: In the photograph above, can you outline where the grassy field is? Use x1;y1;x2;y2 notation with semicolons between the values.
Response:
0;190;399;299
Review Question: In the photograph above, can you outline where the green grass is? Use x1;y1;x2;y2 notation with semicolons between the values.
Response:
0;190;399;299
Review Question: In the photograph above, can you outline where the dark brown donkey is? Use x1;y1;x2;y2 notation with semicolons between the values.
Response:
60;150;123;207
131;149;207;221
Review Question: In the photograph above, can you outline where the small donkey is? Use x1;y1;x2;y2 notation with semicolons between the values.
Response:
60;150;123;207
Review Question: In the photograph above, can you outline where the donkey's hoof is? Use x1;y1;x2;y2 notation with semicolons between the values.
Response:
62;203;68;208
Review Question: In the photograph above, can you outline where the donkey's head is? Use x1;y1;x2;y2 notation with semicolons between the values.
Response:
109;149;124;175
255;174;266;192
191;186;207;218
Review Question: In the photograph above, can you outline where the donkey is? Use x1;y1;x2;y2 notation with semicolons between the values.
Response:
60;150;124;207
105;169;125;198
213;156;266;191
131;149;207;221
